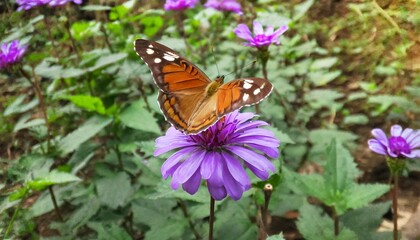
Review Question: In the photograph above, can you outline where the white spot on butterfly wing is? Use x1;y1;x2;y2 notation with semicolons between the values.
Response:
148;44;153;48
243;93;249;101
260;83;266;89
244;79;254;83
163;55;175;61
154;58;162;63
243;82;252;89
146;48;154;54
253;88;261;95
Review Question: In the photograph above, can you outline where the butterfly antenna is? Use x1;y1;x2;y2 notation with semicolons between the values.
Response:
210;47;221;77
224;60;257;78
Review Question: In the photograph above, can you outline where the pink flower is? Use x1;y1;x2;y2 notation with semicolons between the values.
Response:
164;0;199;11
204;0;242;14
234;21;288;48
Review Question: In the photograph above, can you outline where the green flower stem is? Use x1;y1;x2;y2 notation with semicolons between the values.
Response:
4;190;28;239
392;174;399;240
256;47;270;114
209;197;215;240
386;157;405;240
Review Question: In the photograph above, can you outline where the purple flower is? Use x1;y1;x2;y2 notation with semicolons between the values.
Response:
155;111;280;201
164;0;199;11
16;0;49;11
234;21;288;48
48;0;83;7
368;125;420;159
204;0;242;14
0;40;27;69
16;0;82;10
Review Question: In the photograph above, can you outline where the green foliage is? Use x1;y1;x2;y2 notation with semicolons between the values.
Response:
286;140;389;215
1;0;418;239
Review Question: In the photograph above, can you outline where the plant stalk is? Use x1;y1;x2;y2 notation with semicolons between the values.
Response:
177;199;201;240
209;197;215;240
48;186;63;221
392;174;399;240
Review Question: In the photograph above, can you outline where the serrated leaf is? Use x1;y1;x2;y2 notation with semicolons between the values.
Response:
345;184;389;211
119;99;161;134
144;220;188;240
297;204;358;240
341;202;392;240
58;115;112;155
323;140;360;195
146;180;209;203
266;126;295;144
96;172;133;209
64;95;107;115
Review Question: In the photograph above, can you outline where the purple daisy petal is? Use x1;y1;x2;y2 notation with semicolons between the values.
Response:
245;162;270;180
223;152;251;188
222;163;244;200
200;152;217;179
368;139;387;156
182;169;201;194
207;182;227;200
246;143;279;158
407;130;420;147
391;125;403;137
233;24;254;42
161;146;198;178
253;21;264;35
172;151;206;184
0;40;27;68
371;128;388;146
226;146;275;172
402;150;420;158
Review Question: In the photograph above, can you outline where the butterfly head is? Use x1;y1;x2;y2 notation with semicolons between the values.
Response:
206;75;225;97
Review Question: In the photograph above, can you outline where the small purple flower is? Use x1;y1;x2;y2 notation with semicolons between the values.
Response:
17;0;82;10
0;40;27;69
368;125;420;159
164;0;199;11
234;21;288;48
155;111;280;201
48;0;83;7
204;0;242;14
16;0;50;11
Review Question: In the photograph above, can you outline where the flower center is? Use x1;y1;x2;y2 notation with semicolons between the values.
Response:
189;118;237;151
254;34;270;44
388;136;411;157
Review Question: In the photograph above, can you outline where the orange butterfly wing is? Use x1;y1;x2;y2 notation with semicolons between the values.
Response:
134;39;273;134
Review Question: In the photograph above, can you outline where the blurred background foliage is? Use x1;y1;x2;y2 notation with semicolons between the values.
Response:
0;0;419;239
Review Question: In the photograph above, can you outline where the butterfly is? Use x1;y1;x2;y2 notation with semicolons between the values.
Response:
134;39;273;135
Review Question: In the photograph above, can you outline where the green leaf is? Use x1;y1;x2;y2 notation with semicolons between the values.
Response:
309;129;358;146
307;70;341;86
81;5;112;11
297;204;358;240
305;89;344;109
87;222;131;240
310;57;338;70
345;184;389;211
368;95;420;115
88;53;127;72
341;202;392;240
58;115;112;155
119;99;161;134
64;95;107;115
343;114;369;125
292;0;315;21
323;140;360;195
4;95;38;116
13;114;45;132
95;172;133;209
267;126;295;144
140;14;164;37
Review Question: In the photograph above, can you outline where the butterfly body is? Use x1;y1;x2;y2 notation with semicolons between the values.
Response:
134;39;272;135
